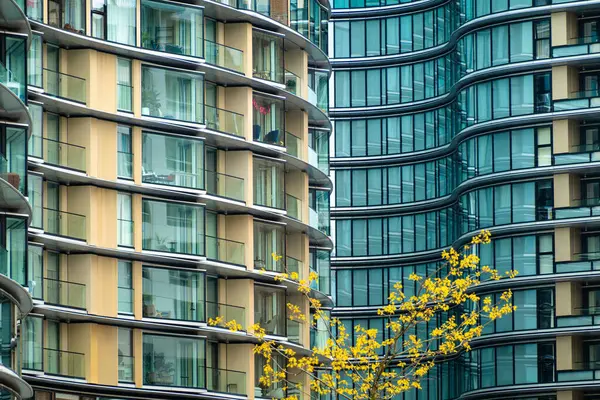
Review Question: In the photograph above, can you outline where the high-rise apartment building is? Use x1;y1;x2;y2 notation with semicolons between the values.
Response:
330;1;600;399
0;0;333;399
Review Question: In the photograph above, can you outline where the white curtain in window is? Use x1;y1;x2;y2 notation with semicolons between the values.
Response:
108;0;136;45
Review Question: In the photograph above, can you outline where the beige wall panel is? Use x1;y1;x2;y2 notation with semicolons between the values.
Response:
94;324;119;385
557;391;583;400
66;254;93;309
90;52;118;112
224;279;253;328
225;151;253;204
224;23;252;77
555;281;582;316
554;227;579;262
133;329;143;386
67;323;93;381
225;215;252;269
91;119;118;180
553;174;579;208
224;87;252;141
552;65;579;100
553;119;580;154
226;343;254;399
64;49;92;105
286;110;308;161
285;50;308;99
551;12;578;47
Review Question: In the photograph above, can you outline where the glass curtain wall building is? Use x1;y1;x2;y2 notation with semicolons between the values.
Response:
17;0;333;399
330;0;600;399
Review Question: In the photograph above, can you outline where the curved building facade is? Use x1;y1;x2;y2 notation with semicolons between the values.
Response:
0;0;35;399
330;1;600;399
13;0;333;399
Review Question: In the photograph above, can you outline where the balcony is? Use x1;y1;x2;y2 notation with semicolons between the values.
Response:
308;129;329;175
287;318;303;345
43;68;86;104
309;249;330;295
286;193;302;220
204;40;244;73
205;170;245;202
141;65;204;124
206;301;246;330
0;61;26;103
284;70;300;95
140;0;203;58
286;256;303;279
554;89;600;112
0;130;28;195
44;347;85;379
143;333;205;388
253;157;285;209
206;235;245;265
44;278;86;309
0;217;27;286
207;367;247;395
142;266;205;322
254;285;286;336
141;199;205;256
205;104;244;138
554;198;600;219
555;252;600;274
557;362;600;382
554;143;600;165
43;208;87;241
42;137;86;172
252;94;285;146
553;36;600;58
556;307;600;328
252;30;284;84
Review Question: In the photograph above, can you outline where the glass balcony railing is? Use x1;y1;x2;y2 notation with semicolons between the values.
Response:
44;348;85;379
117;151;133;179
206;301;246;330
43;137;86;172
204;40;244;73
555;252;600;274
0;152;26;195
554;200;600;220
142;169;204;190
0;61;26;103
554;145;600;165
285;70;300;95
286;193;302;220
43;68;87;104
44;207;87;241
143;293;204;321
0;243;26;286
118;219;134;247
205;104;245;138
556;307;600;328
118;355;135;383
207;367;247;395
205;170;245;201
286;256;303;279
205;235;245;265
118;286;134;314
553;36;600;58
287;318;303;345
557;362;600;382
310;325;328;352
308;206;318;230
44;278;86;309
286;131;301;158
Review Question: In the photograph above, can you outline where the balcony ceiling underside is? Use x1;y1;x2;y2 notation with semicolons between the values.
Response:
0;365;33;399
0;0;32;45
0;177;32;217
0;84;31;128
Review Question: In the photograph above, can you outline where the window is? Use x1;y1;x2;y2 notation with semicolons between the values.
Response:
143;333;205;388
252;30;284;83
254;221;285;271
253;157;285;209
48;0;85;33
92;0;136;44
252;93;285;146
254;285;285;336
117;125;133;179
141;65;204;124
141;0;202;57
118;328;134;382
142;266;205;321
117;59;132;112
142;131;205;190
117;193;133;247
28;35;43;88
118;260;133;314
142;199;205;255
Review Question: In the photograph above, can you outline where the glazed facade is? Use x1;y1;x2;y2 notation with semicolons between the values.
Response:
330;0;600;400
11;0;332;399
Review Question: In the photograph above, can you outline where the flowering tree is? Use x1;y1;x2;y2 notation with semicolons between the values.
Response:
209;230;516;400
